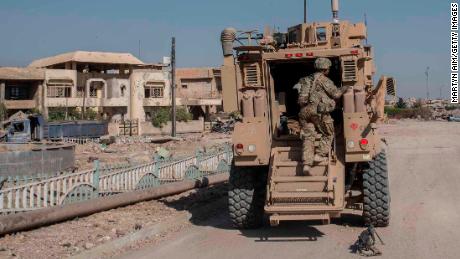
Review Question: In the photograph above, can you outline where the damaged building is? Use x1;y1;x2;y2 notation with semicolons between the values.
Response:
0;51;223;124
176;67;222;119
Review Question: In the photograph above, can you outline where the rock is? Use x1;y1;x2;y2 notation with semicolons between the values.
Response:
97;236;111;243
84;242;95;250
115;229;126;237
134;223;142;230
61;242;72;248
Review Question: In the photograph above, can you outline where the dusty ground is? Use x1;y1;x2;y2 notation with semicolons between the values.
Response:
75;133;230;170
1;120;459;259
0;185;228;259
111;120;460;259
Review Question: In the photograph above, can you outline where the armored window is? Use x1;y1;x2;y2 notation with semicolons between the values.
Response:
316;27;327;42
145;81;165;98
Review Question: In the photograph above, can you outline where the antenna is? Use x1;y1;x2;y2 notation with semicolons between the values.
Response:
364;13;368;45
304;0;307;23
331;0;339;23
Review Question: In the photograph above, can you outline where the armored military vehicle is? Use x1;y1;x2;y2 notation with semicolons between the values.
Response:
220;0;396;228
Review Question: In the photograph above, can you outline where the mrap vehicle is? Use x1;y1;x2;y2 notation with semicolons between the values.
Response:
220;0;396;228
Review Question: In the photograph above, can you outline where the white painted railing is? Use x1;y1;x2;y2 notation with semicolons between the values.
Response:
0;144;233;214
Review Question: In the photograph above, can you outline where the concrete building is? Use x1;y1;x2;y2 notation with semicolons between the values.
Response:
0;67;45;115
175;67;222;118
1;51;223;123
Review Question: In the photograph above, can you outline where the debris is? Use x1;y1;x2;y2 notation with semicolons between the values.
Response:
149;136;182;143
87;157;99;163
211;118;235;134
60;242;72;248
115;229;126;237
99;136;116;145
155;147;170;160
84;242;95;250
134;223;142;230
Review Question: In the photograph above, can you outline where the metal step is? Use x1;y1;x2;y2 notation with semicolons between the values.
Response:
272;176;328;183
270;213;329;222
275;147;302;152
273;161;301;167
272;191;330;199
265;205;341;213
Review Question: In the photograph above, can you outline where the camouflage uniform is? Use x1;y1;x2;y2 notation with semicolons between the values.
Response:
298;58;348;168
355;225;383;256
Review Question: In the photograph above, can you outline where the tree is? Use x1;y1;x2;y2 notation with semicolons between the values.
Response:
0;103;7;122
395;97;407;109
413;99;423;109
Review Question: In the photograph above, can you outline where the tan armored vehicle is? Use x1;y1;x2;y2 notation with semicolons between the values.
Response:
220;0;396;228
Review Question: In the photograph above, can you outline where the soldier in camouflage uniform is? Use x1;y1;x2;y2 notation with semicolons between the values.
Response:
297;58;349;172
355;225;383;256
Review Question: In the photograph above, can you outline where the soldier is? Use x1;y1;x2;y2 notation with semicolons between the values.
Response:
355;225;383;256
297;57;349;172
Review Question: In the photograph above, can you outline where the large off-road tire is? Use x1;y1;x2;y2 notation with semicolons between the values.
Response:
363;151;390;227
228;165;267;229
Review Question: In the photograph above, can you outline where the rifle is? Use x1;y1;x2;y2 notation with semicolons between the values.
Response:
374;230;385;246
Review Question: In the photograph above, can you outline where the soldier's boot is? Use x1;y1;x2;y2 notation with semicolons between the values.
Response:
370;246;382;256
303;165;311;173
314;154;328;164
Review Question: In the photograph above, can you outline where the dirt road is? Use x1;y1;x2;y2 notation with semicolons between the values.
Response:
115;120;460;259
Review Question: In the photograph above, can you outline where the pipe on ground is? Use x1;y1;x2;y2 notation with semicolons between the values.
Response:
0;173;229;236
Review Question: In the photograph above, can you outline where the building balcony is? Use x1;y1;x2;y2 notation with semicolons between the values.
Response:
143;98;171;107
176;98;222;106
3;100;38;110
46;97;128;108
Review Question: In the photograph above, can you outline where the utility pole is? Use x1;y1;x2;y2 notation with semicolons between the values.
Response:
138;40;141;58
425;67;430;100
171;37;177;137
439;85;444;100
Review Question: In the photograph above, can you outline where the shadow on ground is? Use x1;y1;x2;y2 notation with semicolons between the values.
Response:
159;184;364;243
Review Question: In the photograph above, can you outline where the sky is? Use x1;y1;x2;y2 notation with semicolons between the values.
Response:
0;0;451;99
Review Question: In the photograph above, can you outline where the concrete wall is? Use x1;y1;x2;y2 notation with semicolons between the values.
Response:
129;69;170;122
0;143;75;176
140;118;204;136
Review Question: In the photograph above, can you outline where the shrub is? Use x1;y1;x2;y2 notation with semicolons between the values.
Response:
395;98;407;109
0;103;7;122
84;109;98;121
385;107;432;120
176;107;192;122
151;107;170;128
151;106;193;128
48;108;67;121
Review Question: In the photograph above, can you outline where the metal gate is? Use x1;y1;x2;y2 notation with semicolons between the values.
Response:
119;119;139;136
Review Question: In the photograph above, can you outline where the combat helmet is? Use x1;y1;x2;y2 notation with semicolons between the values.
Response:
314;58;332;70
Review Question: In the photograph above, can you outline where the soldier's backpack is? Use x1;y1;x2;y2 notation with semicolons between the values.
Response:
297;74;318;106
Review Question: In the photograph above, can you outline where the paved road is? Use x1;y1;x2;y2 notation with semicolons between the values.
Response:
118;121;460;259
